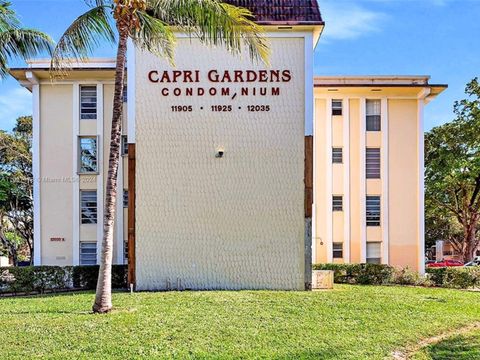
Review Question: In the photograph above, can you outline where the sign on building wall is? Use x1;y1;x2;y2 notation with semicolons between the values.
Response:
134;37;307;290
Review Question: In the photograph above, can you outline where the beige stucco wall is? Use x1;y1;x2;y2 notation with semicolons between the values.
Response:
388;99;420;270
37;79;128;266
313;92;422;270
134;36;306;290
349;98;362;263
39;84;74;265
313;98;327;262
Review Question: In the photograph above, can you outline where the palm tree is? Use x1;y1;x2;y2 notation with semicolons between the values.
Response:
0;1;53;77
51;0;269;313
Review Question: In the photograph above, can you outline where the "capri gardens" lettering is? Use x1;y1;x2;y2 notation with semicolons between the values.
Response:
148;69;292;83
147;69;292;98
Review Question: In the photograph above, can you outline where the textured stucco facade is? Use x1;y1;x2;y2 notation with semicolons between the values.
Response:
134;37;307;290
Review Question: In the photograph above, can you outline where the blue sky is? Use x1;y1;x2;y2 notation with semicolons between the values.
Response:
0;0;479;132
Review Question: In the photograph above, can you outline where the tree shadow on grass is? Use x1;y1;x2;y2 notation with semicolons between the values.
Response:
420;332;480;360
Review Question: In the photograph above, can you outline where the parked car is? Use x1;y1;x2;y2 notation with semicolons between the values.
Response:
427;259;464;268
464;256;480;267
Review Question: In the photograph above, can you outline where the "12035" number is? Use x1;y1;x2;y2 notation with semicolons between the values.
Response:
247;105;270;112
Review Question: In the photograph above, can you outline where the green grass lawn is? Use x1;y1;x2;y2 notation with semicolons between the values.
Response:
412;328;480;360
1;285;480;359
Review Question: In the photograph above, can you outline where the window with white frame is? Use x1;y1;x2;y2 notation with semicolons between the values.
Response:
124;240;129;262
123;189;128;208
123;84;127;102
332;99;342;116
80;242;97;265
366;242;381;264
366;99;381;131
366;148;380;179
78;136;98;173
81;190;97;224
80;85;97;120
121;135;128;156
366;196;381;226
332;195;343;211
333;242;343;259
332;147;343;164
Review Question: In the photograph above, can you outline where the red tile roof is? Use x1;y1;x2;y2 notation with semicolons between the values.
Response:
223;0;323;25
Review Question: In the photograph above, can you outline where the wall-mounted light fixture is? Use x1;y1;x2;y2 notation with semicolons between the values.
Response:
215;147;225;158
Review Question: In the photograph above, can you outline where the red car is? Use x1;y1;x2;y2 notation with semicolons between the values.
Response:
427;259;464;268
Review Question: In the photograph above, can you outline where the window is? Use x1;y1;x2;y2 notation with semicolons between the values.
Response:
332;147;343;164
80;85;97;120
333;243;343;259
366;242;381;264
81;190;97;224
79;137;98;173
366;196;381;226
121;135;128;156
366;99;381;131
366;148;380;179
332;195;343;211
123;189;128;208
123;84;127;102
124;241;128;262
332;99;342;116
80;242;97;265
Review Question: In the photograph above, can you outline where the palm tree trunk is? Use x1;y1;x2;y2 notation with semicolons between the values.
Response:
93;29;129;314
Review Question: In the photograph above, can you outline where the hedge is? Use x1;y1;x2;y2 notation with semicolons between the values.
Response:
1;264;478;295
440;267;480;289
0;265;127;295
314;263;480;289
313;263;395;285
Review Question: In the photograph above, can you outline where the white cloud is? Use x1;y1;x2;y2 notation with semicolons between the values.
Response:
320;1;386;40
0;87;32;131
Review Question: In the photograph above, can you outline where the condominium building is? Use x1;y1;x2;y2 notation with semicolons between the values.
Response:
313;77;446;273
10;0;445;290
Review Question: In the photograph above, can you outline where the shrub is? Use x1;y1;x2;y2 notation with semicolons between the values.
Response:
313;263;394;285
314;263;480;289
426;268;447;286
72;265;127;290
392;267;432;287
442;267;480;289
0;267;35;293
0;265;127;295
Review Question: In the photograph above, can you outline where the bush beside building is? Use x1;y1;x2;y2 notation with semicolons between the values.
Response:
313;263;480;289
1;264;479;295
0;265;127;295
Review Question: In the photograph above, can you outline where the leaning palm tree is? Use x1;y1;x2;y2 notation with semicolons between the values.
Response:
51;0;269;313
0;1;53;78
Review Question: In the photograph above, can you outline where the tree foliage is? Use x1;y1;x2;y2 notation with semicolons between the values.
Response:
0;116;33;265
51;0;269;313
425;78;480;261
0;1;53;77
51;0;269;76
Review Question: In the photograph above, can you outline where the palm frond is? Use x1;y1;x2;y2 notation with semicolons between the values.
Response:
133;10;176;64
0;29;53;78
0;1;20;32
146;0;269;64
50;5;115;76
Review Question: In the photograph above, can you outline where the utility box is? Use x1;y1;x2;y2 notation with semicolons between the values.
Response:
312;270;334;289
